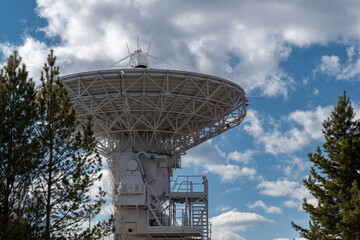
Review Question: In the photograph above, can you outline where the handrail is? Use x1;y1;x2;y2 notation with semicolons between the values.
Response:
171;175;208;193
148;175;211;239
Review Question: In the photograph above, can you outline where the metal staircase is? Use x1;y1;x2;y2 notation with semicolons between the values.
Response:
147;175;211;240
192;202;207;238
146;181;170;227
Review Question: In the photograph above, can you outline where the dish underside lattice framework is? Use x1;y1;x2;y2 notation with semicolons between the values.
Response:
62;68;247;156
63;63;247;240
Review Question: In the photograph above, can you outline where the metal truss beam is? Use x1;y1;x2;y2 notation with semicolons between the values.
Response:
62;69;247;155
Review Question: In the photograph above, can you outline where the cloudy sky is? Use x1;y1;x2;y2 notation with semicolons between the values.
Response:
2;0;360;239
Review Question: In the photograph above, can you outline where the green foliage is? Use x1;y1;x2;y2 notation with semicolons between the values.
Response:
0;50;112;239
73;214;114;240
292;91;360;240
30;50;111;239
0;51;39;239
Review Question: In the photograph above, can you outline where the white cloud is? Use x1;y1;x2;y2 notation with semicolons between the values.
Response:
276;156;312;178
213;232;245;240
0;43;14;61
248;200;283;214
5;0;360;96
273;238;306;240
337;45;360;80
182;140;225;167
243;106;332;155
205;164;256;182
316;45;360;81
223;187;241;194
318;55;341;75
257;178;316;210
89;168;112;197
227;149;256;164
0;37;49;82
243;110;309;155
211;210;273;230
76;167;113;236
288;106;333;140
216;205;232;212
355;103;360;118
211;210;272;240
257;179;299;197
313;88;319;95
242;110;263;139
283;200;299;209
183;141;256;182
263;73;294;99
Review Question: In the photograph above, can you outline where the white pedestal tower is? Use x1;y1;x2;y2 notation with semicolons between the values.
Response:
62;49;247;240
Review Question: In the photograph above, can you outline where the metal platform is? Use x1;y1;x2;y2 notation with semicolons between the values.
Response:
147;175;211;240
148;226;203;238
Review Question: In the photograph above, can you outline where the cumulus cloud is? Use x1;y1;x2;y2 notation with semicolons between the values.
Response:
288;106;333;140
315;45;360;81
182;140;225;167
275;156;312;178
227;149;256;164
0;37;49;81
248;200;283;214
257;178;316;210
257;179;299;197
335;45;360;80
283;200;300;209
183;141;257;182
205;164;256;182
243;106;332;155
211;210;272;240
243;110;308;155
3;0;360;96
317;55;341;75
213;232;245;240
263;73;294;99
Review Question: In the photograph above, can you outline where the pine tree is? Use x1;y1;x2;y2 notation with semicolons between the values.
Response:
0;51;39;239
33;50;110;239
292;91;360;240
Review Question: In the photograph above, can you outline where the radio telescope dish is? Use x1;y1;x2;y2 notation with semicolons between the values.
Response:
62;68;246;156
62;48;247;240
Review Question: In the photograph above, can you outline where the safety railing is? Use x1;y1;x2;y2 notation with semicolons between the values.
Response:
170;175;208;193
147;175;211;239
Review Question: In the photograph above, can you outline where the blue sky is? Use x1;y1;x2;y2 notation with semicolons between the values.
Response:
1;1;360;239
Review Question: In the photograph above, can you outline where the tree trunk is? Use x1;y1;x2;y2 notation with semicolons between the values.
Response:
45;140;53;240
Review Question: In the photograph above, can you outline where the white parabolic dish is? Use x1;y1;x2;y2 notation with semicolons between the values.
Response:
62;68;247;156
